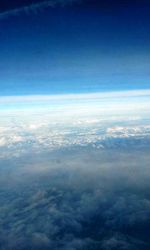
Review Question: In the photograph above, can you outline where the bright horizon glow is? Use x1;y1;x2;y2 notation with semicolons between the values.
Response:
0;89;150;104
0;89;149;119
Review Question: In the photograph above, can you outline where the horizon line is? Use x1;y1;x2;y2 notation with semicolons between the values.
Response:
0;89;150;104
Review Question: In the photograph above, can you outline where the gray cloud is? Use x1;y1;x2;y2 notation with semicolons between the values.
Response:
0;146;150;249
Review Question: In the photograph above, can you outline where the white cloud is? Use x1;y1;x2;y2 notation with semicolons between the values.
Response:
0;89;149;158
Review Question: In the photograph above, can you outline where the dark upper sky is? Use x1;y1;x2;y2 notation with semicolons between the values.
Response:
0;0;150;95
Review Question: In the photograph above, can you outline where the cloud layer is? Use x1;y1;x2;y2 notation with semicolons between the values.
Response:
0;111;150;159
0;90;149;249
0;145;150;249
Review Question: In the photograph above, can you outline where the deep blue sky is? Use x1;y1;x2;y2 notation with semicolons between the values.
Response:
0;0;150;95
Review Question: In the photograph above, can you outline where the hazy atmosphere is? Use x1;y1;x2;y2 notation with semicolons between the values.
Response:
0;1;150;249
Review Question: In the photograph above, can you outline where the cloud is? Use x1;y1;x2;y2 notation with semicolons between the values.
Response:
0;91;149;249
0;146;150;249
0;88;150;160
0;114;150;159
0;0;82;19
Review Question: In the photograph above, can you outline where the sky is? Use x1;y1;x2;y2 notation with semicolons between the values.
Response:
0;0;150;95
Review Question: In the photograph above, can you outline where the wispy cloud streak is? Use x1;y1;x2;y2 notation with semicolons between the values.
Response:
0;0;81;19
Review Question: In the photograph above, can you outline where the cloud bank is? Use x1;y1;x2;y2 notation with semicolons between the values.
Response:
0;146;150;249
0;90;149;249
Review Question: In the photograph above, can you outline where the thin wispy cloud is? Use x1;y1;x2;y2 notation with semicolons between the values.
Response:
0;0;81;19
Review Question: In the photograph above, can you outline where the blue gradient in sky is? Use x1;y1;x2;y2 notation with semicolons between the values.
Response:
0;0;150;95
